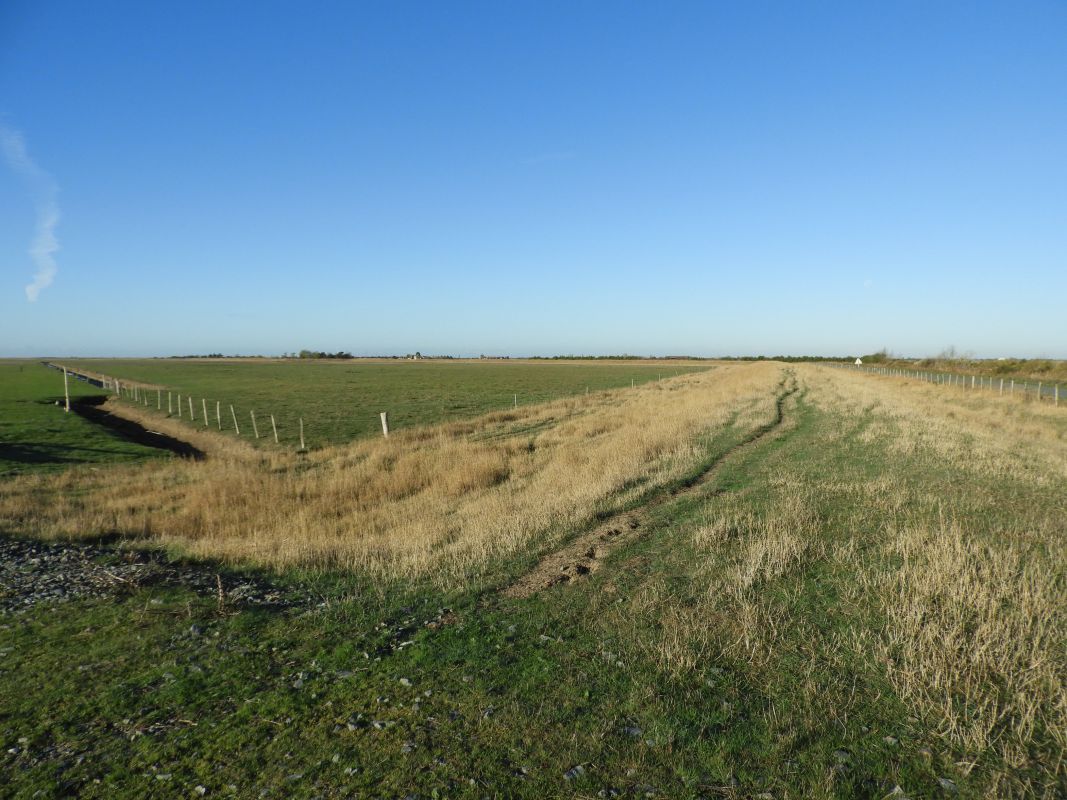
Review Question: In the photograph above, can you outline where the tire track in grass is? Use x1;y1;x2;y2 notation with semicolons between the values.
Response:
504;376;800;598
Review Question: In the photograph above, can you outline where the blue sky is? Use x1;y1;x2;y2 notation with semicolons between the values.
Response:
1;1;1065;358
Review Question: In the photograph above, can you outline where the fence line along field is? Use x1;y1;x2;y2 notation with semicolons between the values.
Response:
1;362;772;579
0;361;163;475
60;358;710;449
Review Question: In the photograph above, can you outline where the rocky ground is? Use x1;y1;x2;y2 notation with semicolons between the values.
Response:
0;536;307;615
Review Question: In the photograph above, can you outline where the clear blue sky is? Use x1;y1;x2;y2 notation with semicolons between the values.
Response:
1;1;1064;358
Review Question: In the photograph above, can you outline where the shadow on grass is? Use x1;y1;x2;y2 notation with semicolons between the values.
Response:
70;396;205;460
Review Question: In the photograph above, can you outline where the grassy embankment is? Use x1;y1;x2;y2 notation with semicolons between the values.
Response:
1;363;1064;798
0;363;764;578
61;358;709;449
868;356;1067;386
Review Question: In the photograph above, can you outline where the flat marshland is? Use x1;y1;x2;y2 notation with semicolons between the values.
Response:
1;360;1064;798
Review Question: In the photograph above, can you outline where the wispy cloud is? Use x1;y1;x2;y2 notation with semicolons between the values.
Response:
1;124;60;302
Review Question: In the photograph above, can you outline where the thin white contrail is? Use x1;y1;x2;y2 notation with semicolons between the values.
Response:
0;124;60;302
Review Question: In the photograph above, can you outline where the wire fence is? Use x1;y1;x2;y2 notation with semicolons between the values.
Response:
48;363;311;450
830;362;1063;407
47;363;685;451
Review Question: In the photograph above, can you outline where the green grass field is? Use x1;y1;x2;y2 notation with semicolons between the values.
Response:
64;359;708;448
0;362;163;476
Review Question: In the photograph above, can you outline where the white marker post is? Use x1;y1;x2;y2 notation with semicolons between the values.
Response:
380;411;389;438
299;417;306;450
270;414;279;444
168;392;173;415
216;401;221;430
188;396;195;420
230;405;240;435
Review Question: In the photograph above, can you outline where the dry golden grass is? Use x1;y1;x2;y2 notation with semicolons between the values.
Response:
0;363;785;585
815;365;1067;480
690;481;824;668
604;365;1064;794
805;366;1066;794
872;517;1064;767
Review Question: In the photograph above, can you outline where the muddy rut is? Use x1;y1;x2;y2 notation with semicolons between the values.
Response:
504;377;799;598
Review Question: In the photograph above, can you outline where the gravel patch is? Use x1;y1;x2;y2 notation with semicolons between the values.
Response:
0;537;306;615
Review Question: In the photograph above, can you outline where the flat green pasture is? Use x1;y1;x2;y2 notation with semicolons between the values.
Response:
0;362;162;476
64;359;708;448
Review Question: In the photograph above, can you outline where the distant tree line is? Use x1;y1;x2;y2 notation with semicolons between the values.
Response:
716;355;856;363
529;354;649;360
168;353;240;359
289;350;354;360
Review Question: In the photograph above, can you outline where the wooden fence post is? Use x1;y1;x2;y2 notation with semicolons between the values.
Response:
270;414;279;444
63;368;70;413
178;394;182;418
157;389;161;410
168;392;173;415
188;397;194;420
380;411;389;437
250;410;259;439
230;405;240;435
202;398;209;426
216;401;221;430
299;417;305;450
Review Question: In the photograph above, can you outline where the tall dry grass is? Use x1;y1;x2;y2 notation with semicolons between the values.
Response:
804;366;1066;794
0;363;785;584
606;365;1064;794
814;365;1067;481
872;517;1064;767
